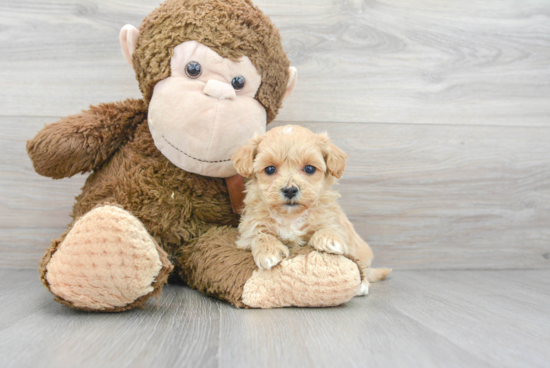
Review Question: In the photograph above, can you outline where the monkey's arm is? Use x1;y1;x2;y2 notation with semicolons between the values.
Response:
27;99;147;179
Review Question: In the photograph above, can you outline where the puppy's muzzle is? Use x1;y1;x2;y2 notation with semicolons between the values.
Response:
282;185;299;199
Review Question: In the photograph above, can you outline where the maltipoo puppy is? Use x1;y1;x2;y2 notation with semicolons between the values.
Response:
231;125;391;295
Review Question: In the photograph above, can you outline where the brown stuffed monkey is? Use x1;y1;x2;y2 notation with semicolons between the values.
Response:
27;0;363;311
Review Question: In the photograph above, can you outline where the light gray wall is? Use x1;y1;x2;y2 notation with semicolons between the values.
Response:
1;0;549;269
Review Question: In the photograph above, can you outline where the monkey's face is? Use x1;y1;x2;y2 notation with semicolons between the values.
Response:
148;41;267;178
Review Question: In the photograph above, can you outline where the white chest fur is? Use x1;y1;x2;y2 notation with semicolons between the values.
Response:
271;211;309;246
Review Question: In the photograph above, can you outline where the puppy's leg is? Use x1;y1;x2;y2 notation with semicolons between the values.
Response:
353;237;391;296
309;228;349;255
252;233;290;270
356;268;393;296
357;279;370;296
340;217;375;297
353;241;373;296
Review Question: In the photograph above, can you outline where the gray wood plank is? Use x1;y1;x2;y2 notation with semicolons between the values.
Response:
218;269;550;368
0;269;52;332
501;268;550;289
0;0;549;126
0;228;66;269
2;269;549;368
3;117;550;270
0;269;220;368
385;270;550;368
430;269;550;314
219;298;492;368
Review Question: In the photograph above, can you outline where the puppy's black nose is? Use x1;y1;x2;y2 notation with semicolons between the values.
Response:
282;186;299;199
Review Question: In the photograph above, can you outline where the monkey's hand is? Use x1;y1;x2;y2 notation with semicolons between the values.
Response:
27;98;147;179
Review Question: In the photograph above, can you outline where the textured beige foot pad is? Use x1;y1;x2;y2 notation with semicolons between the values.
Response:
46;206;169;310
241;251;361;308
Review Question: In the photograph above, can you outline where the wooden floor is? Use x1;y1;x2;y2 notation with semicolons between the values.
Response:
0;269;549;368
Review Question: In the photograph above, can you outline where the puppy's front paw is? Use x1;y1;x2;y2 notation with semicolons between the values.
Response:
309;229;348;255
252;235;290;270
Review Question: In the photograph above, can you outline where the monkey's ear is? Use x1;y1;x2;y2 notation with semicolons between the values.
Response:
283;67;298;101
231;135;263;178
119;24;140;67
319;133;348;179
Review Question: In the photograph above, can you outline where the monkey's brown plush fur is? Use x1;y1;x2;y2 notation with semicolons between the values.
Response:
27;0;364;311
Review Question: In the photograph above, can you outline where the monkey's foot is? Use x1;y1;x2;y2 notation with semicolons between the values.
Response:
242;249;361;308
180;227;361;309
42;205;173;311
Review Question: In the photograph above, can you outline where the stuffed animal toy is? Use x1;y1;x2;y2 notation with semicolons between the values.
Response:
27;0;364;311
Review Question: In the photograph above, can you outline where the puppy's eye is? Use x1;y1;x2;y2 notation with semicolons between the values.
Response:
185;61;202;78
231;76;245;90
264;166;277;175
304;165;316;175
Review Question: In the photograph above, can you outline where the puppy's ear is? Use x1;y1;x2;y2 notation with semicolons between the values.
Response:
319;133;348;178
232;135;263;178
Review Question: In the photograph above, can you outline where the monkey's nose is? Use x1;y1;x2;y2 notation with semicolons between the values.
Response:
282;186;299;199
203;79;236;100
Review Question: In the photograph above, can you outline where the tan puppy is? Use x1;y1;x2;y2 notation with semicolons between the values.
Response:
232;125;391;295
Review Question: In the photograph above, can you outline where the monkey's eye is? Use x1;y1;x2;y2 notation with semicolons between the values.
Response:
304;165;316;175
231;76;245;90
264;166;277;175
185;61;202;78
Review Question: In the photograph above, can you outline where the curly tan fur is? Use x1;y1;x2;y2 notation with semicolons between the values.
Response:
233;126;391;290
134;0;290;123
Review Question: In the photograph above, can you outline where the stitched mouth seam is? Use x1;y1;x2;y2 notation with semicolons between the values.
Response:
162;136;232;163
